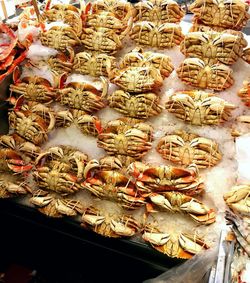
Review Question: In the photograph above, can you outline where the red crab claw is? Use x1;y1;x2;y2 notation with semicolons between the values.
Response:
0;23;18;61
12;66;22;83
0;51;27;84
94;119;102;134
81;1;92;26
8;160;33;173
58;73;68;89
45;0;52;10
0;50;16;70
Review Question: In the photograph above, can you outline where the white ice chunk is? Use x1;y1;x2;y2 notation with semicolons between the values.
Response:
236;134;250;182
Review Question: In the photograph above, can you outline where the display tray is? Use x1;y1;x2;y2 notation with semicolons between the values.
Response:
0;198;182;283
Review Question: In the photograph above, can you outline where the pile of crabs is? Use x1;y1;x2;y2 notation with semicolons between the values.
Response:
0;0;250;262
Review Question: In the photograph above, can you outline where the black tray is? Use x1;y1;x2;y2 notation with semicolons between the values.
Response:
0;199;182;283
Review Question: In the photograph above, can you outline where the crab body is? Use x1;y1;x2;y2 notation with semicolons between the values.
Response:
97;119;153;159
149;192;216;224
128;162;204;196
134;0;185;23
120;47;174;78
142;225;209;259
82;168;146;209
130;22;184;48
40;26;80;52
189;0;250;31
110;66;163;93
81;206;140;238
177;58;234;90
58;79;108;113
108;90;163;119
165;90;236;125
180;31;247;65
157;131;222;168
73;52;115;77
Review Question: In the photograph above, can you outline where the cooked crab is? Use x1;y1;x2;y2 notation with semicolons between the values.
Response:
177;58;234;90
165;90;236;125
9;99;55;145
0;172;31;198
134;0;185;24
189;0;250;31
30;189;83;218
91;0;134;22
86;11;127;32
109;66;163;93
119;47;174;78
58;77;108;113
224;184;250;216
231;115;250;137
108;90;162;119
157;131;222;168
238;80;250;107
81;27;128;54
97;118;153;159
128;162;204;196
130;21;184;48
73;52;116;77
148;192;216;224
35;145;98;180
43;3;82;36
56;109;102;137
180;31;247;65
81;205;140;238
142;224;209;259
82;157;146;210
10;67;57;103
34;162;81;194
40;26;80;52
242;47;250;64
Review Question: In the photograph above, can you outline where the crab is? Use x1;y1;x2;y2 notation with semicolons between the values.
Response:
43;2;82;36
40;26;81;52
165;90;236;125
148;192;216;224
242;47;250;64
86;11;128;32
47;48;74;75
97;118;153;159
73;52;116;77
177;58;234;90
9;67;57;104
0;147;33;174
134;0;185;24
231;115;250;137
109;66;163;93
238;80;250;107
224;185;250;216
81;205;140;238
81;27;128;55
0;133;40;161
82;156;146;210
128;162;204;196
58;77;108;113
157;131;222;168
56;109;102;137
0;172;31;198
189;0;250;31
9;99;56;145
91;0;134;22
180;31;247;65
108;90;163;119
35;145;99;180
119;47;174;78
142;225;209;259
34;162;81;194
130;21;184;48
0;23;27;83
30;189;83;218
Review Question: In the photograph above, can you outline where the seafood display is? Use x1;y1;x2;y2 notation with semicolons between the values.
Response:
1;0;250;267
